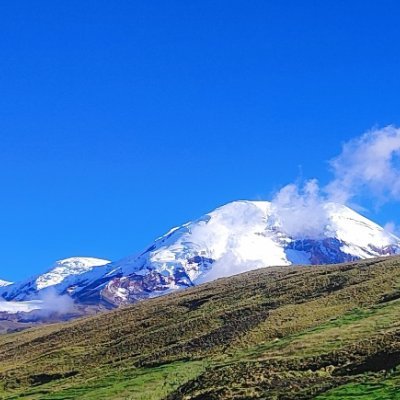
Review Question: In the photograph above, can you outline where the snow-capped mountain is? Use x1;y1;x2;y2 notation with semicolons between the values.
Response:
0;280;12;287
49;200;400;306
1;201;399;310
0;257;110;301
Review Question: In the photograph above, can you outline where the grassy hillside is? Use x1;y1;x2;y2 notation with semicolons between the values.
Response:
1;257;400;399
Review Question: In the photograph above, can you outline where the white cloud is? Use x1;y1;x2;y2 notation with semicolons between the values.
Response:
326;126;400;204
384;221;399;236
37;288;75;316
271;179;329;239
196;250;262;283
271;126;400;239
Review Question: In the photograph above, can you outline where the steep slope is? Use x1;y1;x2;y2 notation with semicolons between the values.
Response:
1;257;400;399
0;257;110;301
73;201;400;305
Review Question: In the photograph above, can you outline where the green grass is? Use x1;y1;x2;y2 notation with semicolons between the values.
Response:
260;299;400;358
2;257;400;398
225;306;375;362
315;370;400;399
0;361;207;400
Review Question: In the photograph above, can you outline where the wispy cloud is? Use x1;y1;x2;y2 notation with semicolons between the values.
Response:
326;126;400;204
384;221;399;236
37;287;75;316
271;126;400;237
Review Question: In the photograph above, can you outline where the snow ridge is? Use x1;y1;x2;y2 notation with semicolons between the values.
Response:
0;257;110;301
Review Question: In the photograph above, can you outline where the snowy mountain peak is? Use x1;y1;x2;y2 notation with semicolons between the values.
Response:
0;257;110;301
35;257;111;290
93;200;400;305
1;200;399;309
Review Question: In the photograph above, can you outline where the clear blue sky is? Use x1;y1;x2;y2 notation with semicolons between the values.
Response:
1;1;400;281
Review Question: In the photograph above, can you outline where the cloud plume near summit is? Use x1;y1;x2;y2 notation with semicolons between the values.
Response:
272;126;400;238
271;179;329;238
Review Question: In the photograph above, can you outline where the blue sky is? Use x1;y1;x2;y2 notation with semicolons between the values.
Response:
1;1;400;281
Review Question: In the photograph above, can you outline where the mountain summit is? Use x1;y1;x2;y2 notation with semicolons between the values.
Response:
95;200;400;305
1;201;399;308
0;257;110;301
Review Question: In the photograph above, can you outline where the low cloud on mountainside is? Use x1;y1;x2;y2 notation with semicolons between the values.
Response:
272;126;400;238
36;288;75;317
